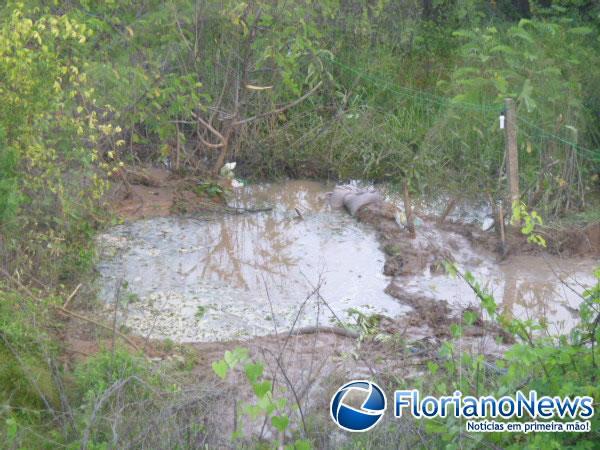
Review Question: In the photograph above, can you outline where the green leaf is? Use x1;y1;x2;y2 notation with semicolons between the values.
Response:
481;294;497;315
464;271;475;284
568;27;593;35
231;430;243;440
223;350;235;367
293;439;312;450
232;346;249;362
489;45;515;55
258;395;277;415
6;417;17;442
212;359;228;380
518;79;536;113
275;397;288;409
443;261;457;277
224;347;249;369
509;27;534;44
464;310;477;326
244;404;262;419
450;323;462;338
244;362;263;383
427;361;439;375
272;415;289;432
253;380;272;398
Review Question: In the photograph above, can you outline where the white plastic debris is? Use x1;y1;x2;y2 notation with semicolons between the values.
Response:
220;161;237;179
482;217;494;231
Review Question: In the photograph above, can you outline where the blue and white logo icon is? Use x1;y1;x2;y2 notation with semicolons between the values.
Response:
330;380;387;432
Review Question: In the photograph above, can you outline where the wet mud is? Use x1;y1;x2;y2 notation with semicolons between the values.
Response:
347;190;597;336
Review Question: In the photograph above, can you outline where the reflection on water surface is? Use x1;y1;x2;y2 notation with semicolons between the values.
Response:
97;181;406;342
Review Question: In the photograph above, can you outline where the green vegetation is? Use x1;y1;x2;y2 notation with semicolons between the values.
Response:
212;347;310;448
350;230;600;449
0;0;599;448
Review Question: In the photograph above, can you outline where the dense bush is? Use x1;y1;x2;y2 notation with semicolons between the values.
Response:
13;0;594;211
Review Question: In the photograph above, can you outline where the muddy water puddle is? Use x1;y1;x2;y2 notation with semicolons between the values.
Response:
389;209;597;333
97;180;597;343
97;181;408;342
400;252;596;333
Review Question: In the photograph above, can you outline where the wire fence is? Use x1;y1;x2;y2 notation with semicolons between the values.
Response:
322;55;599;166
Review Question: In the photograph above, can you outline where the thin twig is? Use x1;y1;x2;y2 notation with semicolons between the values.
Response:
112;278;124;358
81;376;145;450
56;307;140;352
262;346;307;437
63;283;82;309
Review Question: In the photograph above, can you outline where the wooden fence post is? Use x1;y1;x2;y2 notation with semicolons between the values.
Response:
403;179;416;239
505;98;519;209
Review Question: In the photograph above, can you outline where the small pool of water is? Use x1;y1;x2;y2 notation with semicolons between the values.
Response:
383;207;597;334
400;251;596;334
96;181;408;342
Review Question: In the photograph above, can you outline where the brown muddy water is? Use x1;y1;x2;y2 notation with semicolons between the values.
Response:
97;181;409;342
96;180;597;343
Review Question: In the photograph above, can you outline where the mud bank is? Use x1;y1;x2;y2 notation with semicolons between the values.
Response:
342;189;597;337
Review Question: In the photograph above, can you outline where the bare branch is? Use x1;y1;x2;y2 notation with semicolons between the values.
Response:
191;113;226;142
184;113;228;150
233;81;322;126
81;376;147;450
